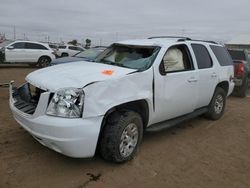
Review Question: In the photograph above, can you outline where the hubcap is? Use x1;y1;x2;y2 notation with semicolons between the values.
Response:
119;123;139;158
214;94;224;114
40;58;49;67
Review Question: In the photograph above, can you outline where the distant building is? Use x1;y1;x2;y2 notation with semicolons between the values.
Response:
226;35;250;53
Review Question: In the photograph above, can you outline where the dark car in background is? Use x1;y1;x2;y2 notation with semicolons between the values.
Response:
228;49;250;97
51;46;106;65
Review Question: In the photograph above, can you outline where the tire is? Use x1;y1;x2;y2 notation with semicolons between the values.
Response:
237;78;248;98
100;110;143;163
61;53;68;57
205;87;226;120
38;56;51;68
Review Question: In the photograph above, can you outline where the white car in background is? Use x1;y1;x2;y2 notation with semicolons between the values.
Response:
0;41;56;67
57;45;85;57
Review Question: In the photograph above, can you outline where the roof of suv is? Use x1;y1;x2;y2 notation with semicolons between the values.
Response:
117;37;221;48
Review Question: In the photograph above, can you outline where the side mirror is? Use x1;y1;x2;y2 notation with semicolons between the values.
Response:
7;46;14;50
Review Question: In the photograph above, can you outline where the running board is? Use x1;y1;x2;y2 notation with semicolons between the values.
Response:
146;107;208;133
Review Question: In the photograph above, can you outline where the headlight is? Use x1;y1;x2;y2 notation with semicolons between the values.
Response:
46;88;84;118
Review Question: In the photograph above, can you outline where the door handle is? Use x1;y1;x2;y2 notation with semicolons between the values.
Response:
188;77;198;83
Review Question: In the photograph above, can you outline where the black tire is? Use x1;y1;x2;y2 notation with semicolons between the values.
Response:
38;56;51;67
61;53;68;57
237;78;248;98
205;87;226;120
100;110;143;163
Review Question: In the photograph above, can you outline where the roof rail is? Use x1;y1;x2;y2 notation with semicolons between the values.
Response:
148;36;192;40
148;36;218;44
177;38;218;44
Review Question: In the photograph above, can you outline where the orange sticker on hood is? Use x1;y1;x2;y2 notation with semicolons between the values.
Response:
102;70;114;75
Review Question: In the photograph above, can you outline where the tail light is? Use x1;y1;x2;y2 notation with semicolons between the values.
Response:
234;61;244;76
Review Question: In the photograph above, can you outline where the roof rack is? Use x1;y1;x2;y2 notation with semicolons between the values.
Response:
148;36;218;44
177;38;218;44
148;36;192;40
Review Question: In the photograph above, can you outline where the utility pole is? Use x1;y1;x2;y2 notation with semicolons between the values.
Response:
115;32;118;42
181;29;185;37
13;25;16;40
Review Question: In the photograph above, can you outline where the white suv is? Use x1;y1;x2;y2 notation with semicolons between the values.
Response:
1;41;56;67
9;37;234;163
57;45;84;57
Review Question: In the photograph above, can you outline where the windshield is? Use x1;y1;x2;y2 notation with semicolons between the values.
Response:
95;44;160;71
0;40;13;47
74;48;104;59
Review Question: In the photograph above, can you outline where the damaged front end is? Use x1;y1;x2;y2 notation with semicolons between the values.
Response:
10;81;46;115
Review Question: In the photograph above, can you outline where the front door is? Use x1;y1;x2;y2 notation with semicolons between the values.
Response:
5;42;26;63
154;44;198;123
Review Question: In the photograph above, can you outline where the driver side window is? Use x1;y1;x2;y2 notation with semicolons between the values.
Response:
163;48;184;72
162;45;193;73
12;42;25;49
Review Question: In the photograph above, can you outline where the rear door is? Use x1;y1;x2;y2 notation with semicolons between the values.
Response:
25;42;48;63
190;44;218;108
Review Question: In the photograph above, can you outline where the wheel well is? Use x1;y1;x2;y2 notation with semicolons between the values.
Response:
38;55;51;62
62;52;68;56
216;81;229;95
101;100;149;130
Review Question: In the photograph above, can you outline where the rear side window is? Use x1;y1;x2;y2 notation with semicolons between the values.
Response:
210;45;233;66
25;43;48;50
12;42;25;49
69;46;81;51
58;46;66;49
76;47;83;51
191;44;213;69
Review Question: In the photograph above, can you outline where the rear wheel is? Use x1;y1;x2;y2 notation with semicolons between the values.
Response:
38;56;51;67
237;78;248;98
205;87;226;120
100;110;143;163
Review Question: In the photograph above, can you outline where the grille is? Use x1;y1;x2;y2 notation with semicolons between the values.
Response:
13;83;45;115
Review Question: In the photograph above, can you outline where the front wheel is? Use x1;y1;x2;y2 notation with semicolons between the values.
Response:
205;87;226;120
100;110;143;163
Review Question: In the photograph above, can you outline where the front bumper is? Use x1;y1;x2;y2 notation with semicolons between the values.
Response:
9;82;103;158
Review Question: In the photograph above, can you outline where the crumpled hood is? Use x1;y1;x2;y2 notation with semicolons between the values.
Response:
26;61;135;92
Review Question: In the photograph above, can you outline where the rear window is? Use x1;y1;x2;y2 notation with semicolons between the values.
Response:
58;46;66;49
191;44;213;69
25;43;48;50
68;46;77;50
228;50;246;60
210;45;233;66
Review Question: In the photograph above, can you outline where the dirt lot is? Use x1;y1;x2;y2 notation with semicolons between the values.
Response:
0;65;250;188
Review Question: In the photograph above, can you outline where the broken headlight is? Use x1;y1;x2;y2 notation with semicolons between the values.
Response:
46;88;84;118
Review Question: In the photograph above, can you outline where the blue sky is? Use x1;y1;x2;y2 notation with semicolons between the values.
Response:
0;0;250;45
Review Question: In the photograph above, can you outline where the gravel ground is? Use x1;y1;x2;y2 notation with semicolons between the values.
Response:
0;65;250;188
